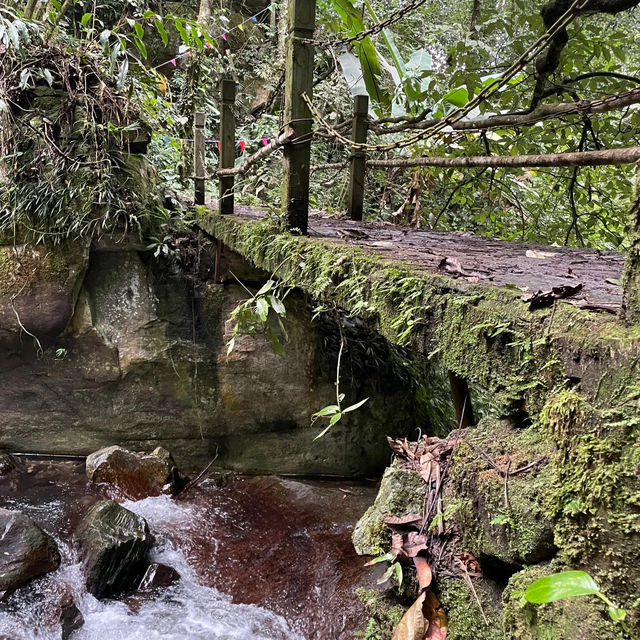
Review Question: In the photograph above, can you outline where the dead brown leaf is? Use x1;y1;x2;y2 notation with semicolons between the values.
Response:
391;590;448;640
522;283;583;310
384;513;423;528
413;556;433;591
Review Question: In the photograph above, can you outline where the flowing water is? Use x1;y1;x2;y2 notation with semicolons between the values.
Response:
0;460;380;640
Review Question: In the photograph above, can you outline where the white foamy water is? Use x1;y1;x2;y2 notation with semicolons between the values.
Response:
0;495;305;640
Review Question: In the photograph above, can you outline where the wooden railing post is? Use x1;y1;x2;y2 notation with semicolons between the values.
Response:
194;111;206;206
219;79;237;215
347;94;369;221
282;0;316;234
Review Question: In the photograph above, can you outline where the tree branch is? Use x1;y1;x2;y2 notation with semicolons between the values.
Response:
532;0;640;108
369;87;640;135
367;146;640;170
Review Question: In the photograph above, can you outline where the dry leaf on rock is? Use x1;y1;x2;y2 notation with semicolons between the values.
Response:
413;556;433;591
522;283;583;310
392;590;447;640
384;513;423;528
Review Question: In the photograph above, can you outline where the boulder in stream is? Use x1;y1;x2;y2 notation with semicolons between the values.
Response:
0;508;60;598
86;445;182;500
45;583;84;640
137;563;180;593
75;500;154;599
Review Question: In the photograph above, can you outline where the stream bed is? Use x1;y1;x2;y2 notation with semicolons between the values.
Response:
0;459;381;639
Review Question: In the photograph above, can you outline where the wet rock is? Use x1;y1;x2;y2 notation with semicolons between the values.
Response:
0;509;60;598
46;583;84;640
75;500;153;599
137;563;180;593
86;445;181;500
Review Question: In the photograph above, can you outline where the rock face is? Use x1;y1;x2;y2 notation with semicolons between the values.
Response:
86;446;181;500
0;243;424;476
75;500;153;599
0;509;60;597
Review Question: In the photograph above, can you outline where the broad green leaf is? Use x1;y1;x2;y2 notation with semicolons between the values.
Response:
255;297;269;322
313;405;340;417
524;571;600;604
342;397;369;414
154;19;168;46
81;13;92;27
256;280;275;296
270;295;286;316
364;552;394;566
443;86;469;108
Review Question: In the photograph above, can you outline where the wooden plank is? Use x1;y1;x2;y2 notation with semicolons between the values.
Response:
219;79;237;215
347;94;369;221
282;0;317;234
194;111;206;206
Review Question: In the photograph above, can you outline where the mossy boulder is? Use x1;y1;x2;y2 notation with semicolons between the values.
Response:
503;564;624;640
353;463;428;557
438;577;504;640
355;588;407;640
446;418;556;567
75;500;153;599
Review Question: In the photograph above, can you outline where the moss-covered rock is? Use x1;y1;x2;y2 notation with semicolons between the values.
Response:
353;463;428;557
446;418;556;567
503;564;625;640
355;588;407;640
438;577;504;640
0;242;88;345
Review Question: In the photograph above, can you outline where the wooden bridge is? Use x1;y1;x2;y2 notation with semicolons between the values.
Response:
189;0;640;327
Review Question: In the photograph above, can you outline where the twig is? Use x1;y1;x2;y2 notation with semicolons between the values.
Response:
175;445;219;499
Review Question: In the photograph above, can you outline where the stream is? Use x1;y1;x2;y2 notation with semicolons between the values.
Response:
0;460;380;639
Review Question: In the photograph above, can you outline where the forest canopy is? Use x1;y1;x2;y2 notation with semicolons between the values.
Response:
0;0;639;249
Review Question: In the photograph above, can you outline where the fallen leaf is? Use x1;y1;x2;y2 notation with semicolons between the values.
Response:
384;513;423;528
413;556;433;591
392;590;448;640
522;283;583;310
525;249;555;259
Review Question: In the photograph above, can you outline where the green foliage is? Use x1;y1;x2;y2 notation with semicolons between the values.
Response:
525;570;633;635
226;278;290;358
525;571;600;604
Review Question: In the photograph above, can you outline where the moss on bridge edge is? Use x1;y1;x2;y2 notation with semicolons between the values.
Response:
201;212;640;635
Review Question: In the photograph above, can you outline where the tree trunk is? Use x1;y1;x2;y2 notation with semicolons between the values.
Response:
622;167;640;323
469;0;481;31
198;0;212;24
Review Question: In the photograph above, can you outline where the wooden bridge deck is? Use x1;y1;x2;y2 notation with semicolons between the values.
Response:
224;206;625;311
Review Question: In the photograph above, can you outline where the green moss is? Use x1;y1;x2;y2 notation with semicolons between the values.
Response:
353;463;428;556
503;564;625;640
439;578;504;640
201;212;638;419
540;390;640;610
355;588;407;640
0;242;88;296
445;417;556;566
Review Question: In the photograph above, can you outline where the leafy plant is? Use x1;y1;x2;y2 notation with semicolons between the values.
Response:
226;278;290;358
312;334;369;439
524;571;634;637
